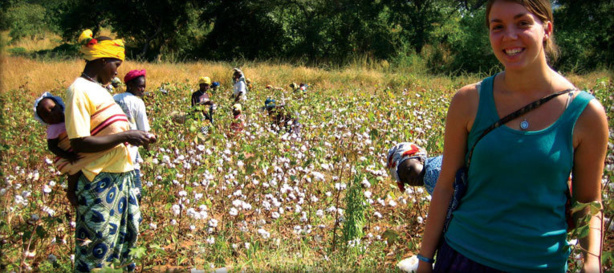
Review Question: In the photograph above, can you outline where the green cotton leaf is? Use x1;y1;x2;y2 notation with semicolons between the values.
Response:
246;164;255;175
367;112;375;122
129;246;147;259
569;201;589;214
588;201;603;215
35;226;47;239
382;229;399;246
575;225;590;239
369;128;379;140
22;230;32;244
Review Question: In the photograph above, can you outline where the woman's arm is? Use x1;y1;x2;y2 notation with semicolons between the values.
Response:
47;138;78;162
70;130;154;153
571;99;608;273
417;84;479;272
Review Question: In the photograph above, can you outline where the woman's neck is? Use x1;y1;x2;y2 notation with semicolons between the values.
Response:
502;61;554;96
82;66;101;84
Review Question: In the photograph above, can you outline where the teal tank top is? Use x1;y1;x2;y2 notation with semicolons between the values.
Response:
444;75;594;273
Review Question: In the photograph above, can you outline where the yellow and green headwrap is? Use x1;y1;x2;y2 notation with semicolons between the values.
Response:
78;29;125;61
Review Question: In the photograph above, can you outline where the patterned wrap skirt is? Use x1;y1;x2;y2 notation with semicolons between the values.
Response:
74;170;141;272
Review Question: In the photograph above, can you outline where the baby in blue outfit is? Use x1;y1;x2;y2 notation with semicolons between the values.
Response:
387;142;442;195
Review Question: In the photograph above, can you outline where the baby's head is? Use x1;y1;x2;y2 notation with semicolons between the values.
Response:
387;142;427;188
34;92;65;125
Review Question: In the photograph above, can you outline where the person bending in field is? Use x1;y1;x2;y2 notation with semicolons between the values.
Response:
34;92;83;207
229;103;245;135
191;76;215;124
262;98;301;135
387;142;442;195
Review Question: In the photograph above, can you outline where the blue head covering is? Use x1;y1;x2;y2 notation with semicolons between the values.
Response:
33;92;65;125
265;98;276;109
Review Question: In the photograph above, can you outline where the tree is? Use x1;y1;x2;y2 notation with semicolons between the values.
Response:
554;0;614;70
105;0;204;61
383;0;444;54
197;0;288;60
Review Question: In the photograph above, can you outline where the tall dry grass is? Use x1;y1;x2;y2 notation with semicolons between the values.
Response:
0;56;458;97
1;54;611;105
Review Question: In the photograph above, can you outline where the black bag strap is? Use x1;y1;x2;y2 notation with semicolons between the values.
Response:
465;88;575;168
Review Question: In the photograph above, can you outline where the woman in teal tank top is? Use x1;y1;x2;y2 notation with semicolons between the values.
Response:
415;1;608;272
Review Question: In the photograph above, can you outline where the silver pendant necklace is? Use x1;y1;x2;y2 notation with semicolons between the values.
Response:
520;118;529;130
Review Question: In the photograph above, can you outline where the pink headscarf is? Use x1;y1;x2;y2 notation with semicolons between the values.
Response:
124;69;146;83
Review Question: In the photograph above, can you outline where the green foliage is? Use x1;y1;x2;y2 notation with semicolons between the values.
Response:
554;1;614;72
342;174;367;253
5;2;48;42
3;0;614;72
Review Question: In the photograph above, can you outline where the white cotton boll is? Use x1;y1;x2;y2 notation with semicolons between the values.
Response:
206;237;215;245
199;211;208;220
42;206;55;217
374;212;383;219
271;212;280;219
361;178;371;188
149;223;157;230
389;200;397;207
257;228;270;239
208;219;218;227
417;216;424;224
194;192;203;200
364;191;372;198
21;190;32;198
43;184;52;194
178;190;187;197
397;255;420;273
233;199;243;207
45;158;53;165
190;225;196;230
293;225;302;234
316;210;324;217
229;208;239;216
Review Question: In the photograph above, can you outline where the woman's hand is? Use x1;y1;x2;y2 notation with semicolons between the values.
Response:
66;152;81;164
123;130;156;147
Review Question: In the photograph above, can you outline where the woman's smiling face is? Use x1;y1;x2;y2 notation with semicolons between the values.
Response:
488;0;551;71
